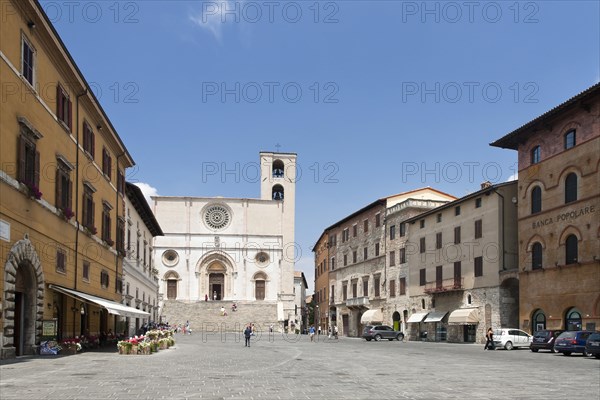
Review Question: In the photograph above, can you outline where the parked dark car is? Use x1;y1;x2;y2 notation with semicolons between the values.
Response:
362;325;404;341
530;330;564;353
554;331;594;356
585;332;600;359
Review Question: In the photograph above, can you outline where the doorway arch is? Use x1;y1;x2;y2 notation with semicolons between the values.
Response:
392;311;401;331
3;237;45;357
197;251;236;301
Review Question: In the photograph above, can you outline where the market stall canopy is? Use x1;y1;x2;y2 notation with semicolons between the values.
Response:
448;308;479;324
360;309;383;324
406;312;429;323
49;284;150;319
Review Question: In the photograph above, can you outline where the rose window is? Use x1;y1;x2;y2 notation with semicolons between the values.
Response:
204;205;231;230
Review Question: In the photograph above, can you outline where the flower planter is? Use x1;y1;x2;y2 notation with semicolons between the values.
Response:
61;346;78;355
130;345;138;354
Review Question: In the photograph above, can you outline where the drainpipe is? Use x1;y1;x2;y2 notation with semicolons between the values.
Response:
74;89;87;291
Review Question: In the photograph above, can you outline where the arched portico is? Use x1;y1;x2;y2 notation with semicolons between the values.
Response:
2;236;45;358
196;251;236;301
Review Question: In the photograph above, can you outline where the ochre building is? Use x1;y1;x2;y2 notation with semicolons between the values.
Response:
0;0;143;358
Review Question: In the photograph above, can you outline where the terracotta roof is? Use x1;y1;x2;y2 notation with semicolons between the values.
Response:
490;82;600;150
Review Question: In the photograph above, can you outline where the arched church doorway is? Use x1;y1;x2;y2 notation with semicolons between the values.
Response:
208;261;226;300
14;259;37;356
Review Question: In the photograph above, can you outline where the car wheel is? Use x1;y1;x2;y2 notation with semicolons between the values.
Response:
595;354;600;359
365;338;371;341
530;348;538;352
374;334;382;341
550;348;556;353
505;341;513;350
563;352;571;356
396;334;404;341
583;350;590;357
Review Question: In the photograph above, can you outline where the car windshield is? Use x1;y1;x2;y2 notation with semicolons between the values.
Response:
588;333;600;341
558;332;576;339
534;331;550;338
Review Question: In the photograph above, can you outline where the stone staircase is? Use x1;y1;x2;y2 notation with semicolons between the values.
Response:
161;300;279;333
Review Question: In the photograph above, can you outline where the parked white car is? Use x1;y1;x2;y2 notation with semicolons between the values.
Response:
493;328;532;350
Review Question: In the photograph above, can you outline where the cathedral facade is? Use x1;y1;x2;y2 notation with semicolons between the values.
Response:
151;152;297;323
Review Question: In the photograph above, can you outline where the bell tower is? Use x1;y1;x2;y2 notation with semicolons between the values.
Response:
259;151;297;318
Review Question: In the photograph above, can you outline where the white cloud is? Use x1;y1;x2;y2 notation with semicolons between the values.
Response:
134;182;159;206
506;172;518;182
189;1;235;42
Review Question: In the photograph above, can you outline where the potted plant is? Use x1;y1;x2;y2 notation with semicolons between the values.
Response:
23;180;42;200
60;338;81;355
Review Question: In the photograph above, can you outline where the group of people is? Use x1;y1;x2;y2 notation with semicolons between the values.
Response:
308;325;338;341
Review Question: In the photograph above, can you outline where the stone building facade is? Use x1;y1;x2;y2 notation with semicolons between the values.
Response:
491;83;600;333
313;232;330;332
316;188;455;337
152;152;297;327
404;181;519;344
122;183;163;336
383;197;454;334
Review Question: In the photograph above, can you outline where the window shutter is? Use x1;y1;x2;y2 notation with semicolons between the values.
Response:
91;131;95;158
67;179;73;211
34;150;40;188
67;98;72;130
18;135;26;182
55;169;62;208
57;86;63;121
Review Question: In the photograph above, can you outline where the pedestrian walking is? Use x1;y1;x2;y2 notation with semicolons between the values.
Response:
484;327;495;350
309;326;315;342
244;324;252;347
334;325;338;339
269;324;274;333
205;294;208;302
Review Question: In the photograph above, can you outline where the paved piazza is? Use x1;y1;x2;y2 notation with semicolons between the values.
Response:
1;332;598;399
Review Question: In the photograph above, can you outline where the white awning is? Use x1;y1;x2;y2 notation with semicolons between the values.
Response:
360;309;383;324
448;308;479;324
424;311;448;323
406;312;429;323
49;284;149;319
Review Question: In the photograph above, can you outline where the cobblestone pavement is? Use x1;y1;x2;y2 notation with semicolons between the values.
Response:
1;333;599;399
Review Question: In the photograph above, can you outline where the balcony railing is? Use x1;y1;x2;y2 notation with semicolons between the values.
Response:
346;296;369;307
424;277;464;294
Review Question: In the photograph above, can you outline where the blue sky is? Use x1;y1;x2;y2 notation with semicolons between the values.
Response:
42;0;599;292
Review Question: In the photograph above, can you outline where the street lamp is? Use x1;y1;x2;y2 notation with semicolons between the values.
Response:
316;305;319;335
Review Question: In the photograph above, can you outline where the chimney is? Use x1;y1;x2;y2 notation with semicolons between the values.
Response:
481;181;492;190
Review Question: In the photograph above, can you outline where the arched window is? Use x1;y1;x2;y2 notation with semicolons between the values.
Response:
272;159;284;178
564;130;576;149
272;184;284;200
565;234;578;264
565;308;582;331
565;173;577;204
530;146;541;164
532;309;546;332
531;242;543;270
531;186;542;214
